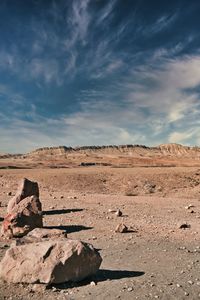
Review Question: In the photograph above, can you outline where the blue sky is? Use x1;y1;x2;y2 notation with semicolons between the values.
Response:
1;0;200;153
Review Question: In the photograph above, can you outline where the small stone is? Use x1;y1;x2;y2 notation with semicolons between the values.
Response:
127;287;133;292
90;281;96;286
184;292;189;296
31;284;46;293
178;246;186;250
176;284;182;288
179;223;191;229
60;195;64;199
108;209;115;213
188;280;194;285
115;209;122;217
1;244;9;249
150;283;155;287
7;192;12;196
115;223;128;233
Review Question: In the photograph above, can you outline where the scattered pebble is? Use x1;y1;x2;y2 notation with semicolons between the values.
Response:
115;209;122;217
185;204;194;209
115;223;128;233
150;283;155;287
179;223;191;229
31;284;46;293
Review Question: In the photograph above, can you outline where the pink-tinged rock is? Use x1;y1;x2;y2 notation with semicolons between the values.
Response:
12;228;67;245
1;195;43;238
7;178;39;213
0;239;102;284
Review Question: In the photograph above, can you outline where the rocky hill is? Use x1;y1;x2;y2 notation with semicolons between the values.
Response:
27;143;200;158
1;143;200;168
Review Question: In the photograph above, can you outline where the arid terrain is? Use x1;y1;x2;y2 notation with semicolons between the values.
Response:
0;144;200;299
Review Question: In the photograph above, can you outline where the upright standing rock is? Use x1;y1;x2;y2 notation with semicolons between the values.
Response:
1;178;42;238
7;178;39;213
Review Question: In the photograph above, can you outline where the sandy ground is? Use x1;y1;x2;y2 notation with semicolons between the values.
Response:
0;166;200;300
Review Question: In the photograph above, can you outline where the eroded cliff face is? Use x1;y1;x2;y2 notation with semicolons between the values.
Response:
27;143;200;158
1;144;200;169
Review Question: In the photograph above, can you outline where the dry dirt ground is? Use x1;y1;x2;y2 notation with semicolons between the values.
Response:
0;166;200;300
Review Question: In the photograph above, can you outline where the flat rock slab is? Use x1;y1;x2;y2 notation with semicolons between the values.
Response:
0;239;102;284
13;228;67;245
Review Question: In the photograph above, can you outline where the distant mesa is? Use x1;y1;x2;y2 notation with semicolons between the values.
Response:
1;143;200;164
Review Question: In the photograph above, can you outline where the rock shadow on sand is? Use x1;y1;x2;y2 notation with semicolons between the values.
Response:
43;208;83;216
0;217;4;222
50;269;145;289
43;225;93;234
94;269;145;281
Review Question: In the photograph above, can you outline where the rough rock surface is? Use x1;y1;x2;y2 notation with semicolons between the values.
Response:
7;178;39;213
13;228;67;245
115;223;128;233
1;195;43;238
0;239;102;284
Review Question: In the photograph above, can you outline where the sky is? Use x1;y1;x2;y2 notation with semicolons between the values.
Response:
1;0;200;153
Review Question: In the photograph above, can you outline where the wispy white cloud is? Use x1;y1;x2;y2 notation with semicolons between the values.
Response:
169;128;200;144
97;0;117;24
64;0;90;50
126;55;200;124
141;13;178;37
29;58;62;85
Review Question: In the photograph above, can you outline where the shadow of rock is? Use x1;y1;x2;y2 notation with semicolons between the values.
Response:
0;217;4;222
94;269;145;281
43;208;83;216
50;269;145;289
43;225;93;234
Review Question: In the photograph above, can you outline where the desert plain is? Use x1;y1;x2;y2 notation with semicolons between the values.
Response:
0;144;200;300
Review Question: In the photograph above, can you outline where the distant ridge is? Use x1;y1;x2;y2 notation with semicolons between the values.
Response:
1;143;200;159
27;143;200;158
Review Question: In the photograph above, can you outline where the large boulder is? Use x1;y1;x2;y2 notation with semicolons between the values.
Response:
0;239;102;284
7;178;39;213
1;195;43;238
